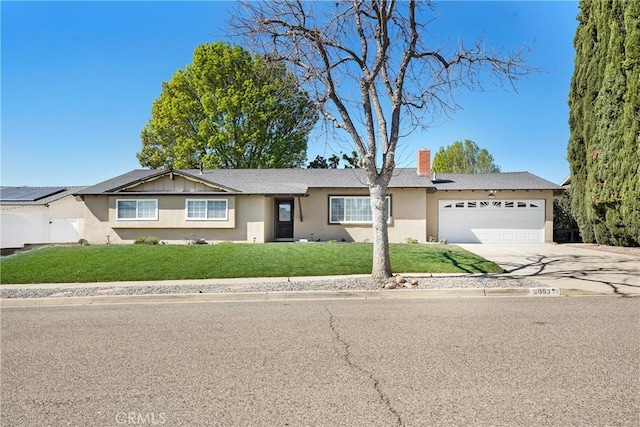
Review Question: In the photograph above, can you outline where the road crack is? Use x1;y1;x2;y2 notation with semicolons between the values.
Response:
325;306;403;426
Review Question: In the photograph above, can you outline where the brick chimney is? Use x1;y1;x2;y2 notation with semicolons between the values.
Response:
417;149;431;178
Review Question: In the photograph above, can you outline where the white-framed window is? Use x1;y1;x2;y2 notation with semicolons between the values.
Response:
186;199;228;221
116;199;158;220
329;196;391;224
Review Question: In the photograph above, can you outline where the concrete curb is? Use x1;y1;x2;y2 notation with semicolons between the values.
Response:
0;287;615;308
0;273;470;290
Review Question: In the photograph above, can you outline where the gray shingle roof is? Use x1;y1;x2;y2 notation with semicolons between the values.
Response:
76;168;435;195
73;170;166;195
74;168;562;196
431;172;563;191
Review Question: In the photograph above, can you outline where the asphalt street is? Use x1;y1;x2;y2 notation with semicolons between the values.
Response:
2;297;639;426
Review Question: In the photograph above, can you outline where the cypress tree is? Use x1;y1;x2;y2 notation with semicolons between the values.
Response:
620;0;640;245
568;0;640;246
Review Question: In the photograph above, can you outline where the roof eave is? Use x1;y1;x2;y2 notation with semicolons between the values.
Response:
435;187;562;191
73;191;310;197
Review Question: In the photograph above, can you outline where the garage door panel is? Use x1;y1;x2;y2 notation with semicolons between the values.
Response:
443;219;542;229
474;230;493;242
440;226;479;243
438;200;545;243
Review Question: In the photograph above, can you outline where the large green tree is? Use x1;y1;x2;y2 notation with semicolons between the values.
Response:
137;42;318;169
568;0;639;246
307;151;360;169
432;140;501;173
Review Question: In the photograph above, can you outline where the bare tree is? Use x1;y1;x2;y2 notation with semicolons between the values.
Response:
232;0;535;279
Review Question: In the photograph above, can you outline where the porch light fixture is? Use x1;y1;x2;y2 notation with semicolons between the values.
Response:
488;190;496;199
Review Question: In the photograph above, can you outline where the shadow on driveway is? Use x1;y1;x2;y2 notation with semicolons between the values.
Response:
458;244;640;297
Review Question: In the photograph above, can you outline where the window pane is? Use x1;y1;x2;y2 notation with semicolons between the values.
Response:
330;198;344;222
345;198;358;221
117;201;137;219
330;196;390;223
208;200;227;220
344;197;371;222
359;198;372;221
278;203;291;222
137;200;157;219
363;198;373;221
187;201;206;218
385;197;391;221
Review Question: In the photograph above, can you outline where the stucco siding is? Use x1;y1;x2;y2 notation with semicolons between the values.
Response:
83;196;112;244
108;195;237;229
82;195;267;244
238;196;267;243
389;188;428;242
291;188;427;243
263;199;275;242
48;196;85;219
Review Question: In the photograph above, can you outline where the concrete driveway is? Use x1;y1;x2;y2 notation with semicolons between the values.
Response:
458;243;640;296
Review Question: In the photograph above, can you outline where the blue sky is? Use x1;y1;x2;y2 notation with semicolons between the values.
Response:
1;1;578;186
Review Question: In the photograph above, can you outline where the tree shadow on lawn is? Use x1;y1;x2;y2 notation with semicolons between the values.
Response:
442;251;476;274
436;250;502;274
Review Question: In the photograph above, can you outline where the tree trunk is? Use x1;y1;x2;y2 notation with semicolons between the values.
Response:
369;183;392;279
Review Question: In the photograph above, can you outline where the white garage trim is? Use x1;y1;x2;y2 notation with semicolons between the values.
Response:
438;199;545;243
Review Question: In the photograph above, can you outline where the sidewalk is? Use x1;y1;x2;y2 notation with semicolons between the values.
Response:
0;274;357;290
1;270;626;308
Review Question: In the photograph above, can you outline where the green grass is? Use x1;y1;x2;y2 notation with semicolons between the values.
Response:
0;243;503;284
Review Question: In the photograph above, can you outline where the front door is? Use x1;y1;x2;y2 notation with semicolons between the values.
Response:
275;199;294;240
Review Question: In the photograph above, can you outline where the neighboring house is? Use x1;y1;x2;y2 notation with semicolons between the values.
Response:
74;150;563;245
0;186;86;250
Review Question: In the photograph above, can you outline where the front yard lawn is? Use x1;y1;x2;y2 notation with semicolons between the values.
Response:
0;243;503;284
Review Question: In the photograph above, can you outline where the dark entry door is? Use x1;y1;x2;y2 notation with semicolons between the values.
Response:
275;199;294;240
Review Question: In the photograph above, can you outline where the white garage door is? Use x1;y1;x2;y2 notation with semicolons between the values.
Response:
438;199;545;243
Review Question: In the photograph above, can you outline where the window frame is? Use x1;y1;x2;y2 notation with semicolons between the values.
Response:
328;195;391;224
116;199;158;221
185;198;229;221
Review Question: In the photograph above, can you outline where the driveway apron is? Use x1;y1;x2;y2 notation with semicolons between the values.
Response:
457;243;640;296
